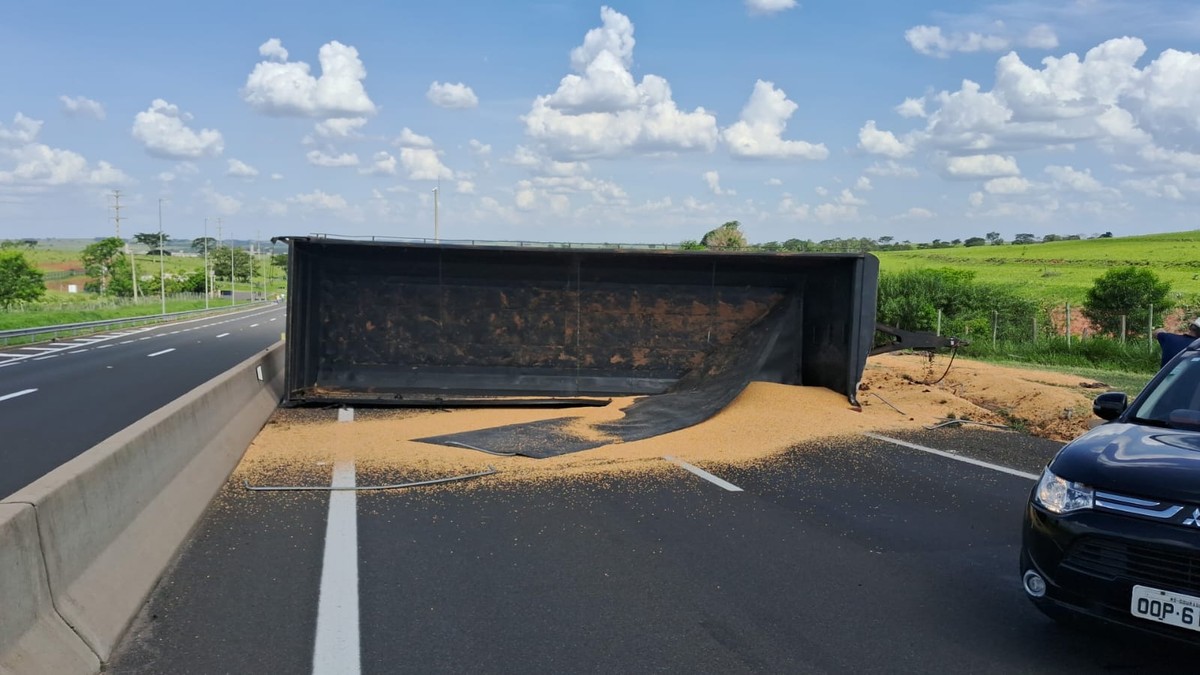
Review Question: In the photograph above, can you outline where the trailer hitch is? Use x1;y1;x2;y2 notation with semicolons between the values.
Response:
870;323;967;357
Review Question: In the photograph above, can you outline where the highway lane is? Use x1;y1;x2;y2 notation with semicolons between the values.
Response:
0;304;285;499
109;426;1199;674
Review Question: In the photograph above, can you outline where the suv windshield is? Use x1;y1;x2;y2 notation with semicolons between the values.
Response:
1129;353;1200;425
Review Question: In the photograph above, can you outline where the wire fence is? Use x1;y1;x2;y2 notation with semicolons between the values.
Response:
5;292;208;314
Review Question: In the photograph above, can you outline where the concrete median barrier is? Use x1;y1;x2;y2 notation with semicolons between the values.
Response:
0;342;284;671
0;504;98;675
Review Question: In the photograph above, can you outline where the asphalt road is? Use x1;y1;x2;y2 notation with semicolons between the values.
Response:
109;426;1200;674
0;304;285;499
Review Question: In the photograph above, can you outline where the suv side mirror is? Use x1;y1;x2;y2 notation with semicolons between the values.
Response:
1093;391;1127;421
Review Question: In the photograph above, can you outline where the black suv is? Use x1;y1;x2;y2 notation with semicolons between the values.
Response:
1020;342;1200;643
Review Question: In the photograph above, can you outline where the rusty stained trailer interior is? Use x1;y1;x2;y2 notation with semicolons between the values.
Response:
280;237;878;413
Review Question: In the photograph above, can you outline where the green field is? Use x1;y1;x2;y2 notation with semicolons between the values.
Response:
876;231;1200;305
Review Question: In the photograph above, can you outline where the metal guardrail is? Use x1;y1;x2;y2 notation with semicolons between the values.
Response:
0;302;270;346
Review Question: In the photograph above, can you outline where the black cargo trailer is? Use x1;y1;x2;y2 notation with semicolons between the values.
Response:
278;236;878;410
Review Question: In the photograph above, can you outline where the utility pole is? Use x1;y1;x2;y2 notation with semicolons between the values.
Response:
158;198;167;315
112;190;138;300
432;185;439;242
203;217;210;309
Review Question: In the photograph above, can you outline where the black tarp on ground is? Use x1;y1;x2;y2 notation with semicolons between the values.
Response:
417;296;799;457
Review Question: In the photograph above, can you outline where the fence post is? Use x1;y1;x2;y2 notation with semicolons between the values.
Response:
1066;302;1071;349
1033;315;1037;342
937;309;942;337
993;310;998;349
1121;315;1126;344
1149;303;1154;351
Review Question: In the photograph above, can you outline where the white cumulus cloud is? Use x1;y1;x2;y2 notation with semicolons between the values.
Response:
359;151;397;176
0;141;128;187
0;113;42;144
427;82;479;109
226;159;259;178
944;154;1020;178
306;150;359;167
400;147;453;180
1045;165;1105;193
243;39;377;118
858;120;912;158
703;170;735;196
59;95;105;120
523;7;718;159
905;25;1008;58
983;176;1032;194
314;117;368;139
395;127;435;149
131;99;224;159
721;80;828;160
290;189;349;211
745;0;797;16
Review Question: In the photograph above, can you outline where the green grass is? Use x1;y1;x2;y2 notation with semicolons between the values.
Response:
0;298;232;331
876;231;1200;305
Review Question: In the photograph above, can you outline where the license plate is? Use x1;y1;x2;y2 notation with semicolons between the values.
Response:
1131;585;1200;632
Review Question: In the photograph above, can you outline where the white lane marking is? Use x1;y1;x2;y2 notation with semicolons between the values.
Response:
68;349;88;354
147;348;176;358
250;323;259;328
0;353;27;357
119;340;135;345
0;388;37;402
49;343;77;347
663;456;743;492
270;318;277;322
863;433;1039;481
216;332;230;338
0;362;18;369
138;336;152;341
20;347;57;352
312;460;360;675
32;354;61;361
97;344;114;350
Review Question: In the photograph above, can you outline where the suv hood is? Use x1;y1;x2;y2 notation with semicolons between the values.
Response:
1052;422;1200;503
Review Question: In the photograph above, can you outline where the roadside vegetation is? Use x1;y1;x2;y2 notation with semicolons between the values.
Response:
0;237;286;332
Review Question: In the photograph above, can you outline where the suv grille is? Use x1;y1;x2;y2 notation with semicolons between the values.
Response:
1063;537;1200;593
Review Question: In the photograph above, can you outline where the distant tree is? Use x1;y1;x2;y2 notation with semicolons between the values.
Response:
1083;267;1173;337
271;252;289;269
191;237;218;254
82;237;127;294
1100;231;1114;238
211;246;254;282
950;239;962;246
964;237;987;247
781;238;811;252
133;232;169;249
878;236;894;246
679;240;705;251
1064;234;1082;240
700;221;747;250
986;231;1005;245
1042;234;1062;242
0;251;45;309
1013;233;1037;244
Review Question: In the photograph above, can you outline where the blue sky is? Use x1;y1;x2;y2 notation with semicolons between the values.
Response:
1;0;1199;245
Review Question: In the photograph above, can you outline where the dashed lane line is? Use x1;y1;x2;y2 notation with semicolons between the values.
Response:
863;433;1039;481
0;388;37;403
147;348;177;358
216;333;230;338
32;355;61;361
663;456;743;492
312;460;360;675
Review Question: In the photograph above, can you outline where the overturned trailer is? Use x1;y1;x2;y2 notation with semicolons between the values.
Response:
279;237;878;422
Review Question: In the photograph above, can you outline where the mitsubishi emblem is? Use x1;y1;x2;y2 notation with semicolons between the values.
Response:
1185;509;1200;527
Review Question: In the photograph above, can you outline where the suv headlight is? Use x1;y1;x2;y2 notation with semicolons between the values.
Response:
1034;467;1093;514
